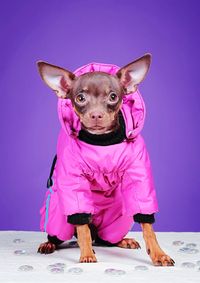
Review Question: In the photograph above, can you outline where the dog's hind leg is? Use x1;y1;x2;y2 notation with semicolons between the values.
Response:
37;235;64;254
95;235;140;249
116;238;141;249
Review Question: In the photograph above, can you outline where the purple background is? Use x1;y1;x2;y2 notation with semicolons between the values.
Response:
1;0;199;232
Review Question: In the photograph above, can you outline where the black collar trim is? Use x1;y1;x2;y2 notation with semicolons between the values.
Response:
78;110;126;146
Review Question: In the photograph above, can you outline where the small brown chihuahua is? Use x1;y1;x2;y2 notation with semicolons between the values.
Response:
37;54;175;266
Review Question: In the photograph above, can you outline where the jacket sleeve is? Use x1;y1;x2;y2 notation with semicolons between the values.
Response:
55;141;94;217
121;135;159;218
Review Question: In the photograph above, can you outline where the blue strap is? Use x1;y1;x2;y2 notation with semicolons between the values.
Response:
44;187;54;232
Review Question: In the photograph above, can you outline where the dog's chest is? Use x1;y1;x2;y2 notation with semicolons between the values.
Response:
77;139;135;180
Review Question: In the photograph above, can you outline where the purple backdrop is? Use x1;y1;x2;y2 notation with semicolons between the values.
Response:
0;0;199;232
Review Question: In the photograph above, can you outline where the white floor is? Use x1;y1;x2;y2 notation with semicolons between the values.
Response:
0;231;199;282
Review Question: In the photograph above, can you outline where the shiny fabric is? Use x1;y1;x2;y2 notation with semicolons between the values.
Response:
39;62;159;242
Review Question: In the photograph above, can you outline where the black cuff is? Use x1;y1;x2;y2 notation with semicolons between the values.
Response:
133;213;155;224
47;235;64;246
67;213;92;225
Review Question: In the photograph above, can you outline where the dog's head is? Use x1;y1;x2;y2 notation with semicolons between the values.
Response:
37;54;151;134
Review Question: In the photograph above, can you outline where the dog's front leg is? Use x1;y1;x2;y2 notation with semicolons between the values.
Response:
141;223;175;266
76;224;97;263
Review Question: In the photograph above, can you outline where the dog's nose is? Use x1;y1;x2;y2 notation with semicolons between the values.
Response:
90;112;104;119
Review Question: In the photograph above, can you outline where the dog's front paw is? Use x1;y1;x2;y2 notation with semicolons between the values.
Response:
145;239;175;266
79;254;97;263
79;249;97;263
150;251;175;266
142;224;175;266
37;241;56;254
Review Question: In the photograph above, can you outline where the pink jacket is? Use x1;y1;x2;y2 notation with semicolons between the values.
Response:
40;62;159;241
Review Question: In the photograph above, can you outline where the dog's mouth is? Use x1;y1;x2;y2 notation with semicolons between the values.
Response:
82;124;112;134
86;126;107;134
90;126;105;130
81;118;121;134
83;123;105;130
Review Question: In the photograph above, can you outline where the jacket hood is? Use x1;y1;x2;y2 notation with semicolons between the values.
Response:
57;62;146;140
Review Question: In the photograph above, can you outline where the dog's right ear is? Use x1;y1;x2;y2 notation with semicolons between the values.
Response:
36;61;75;98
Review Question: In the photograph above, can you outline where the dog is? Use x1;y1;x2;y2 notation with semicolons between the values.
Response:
36;54;175;266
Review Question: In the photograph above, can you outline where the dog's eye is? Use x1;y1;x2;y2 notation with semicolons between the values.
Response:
108;92;118;103
75;93;86;103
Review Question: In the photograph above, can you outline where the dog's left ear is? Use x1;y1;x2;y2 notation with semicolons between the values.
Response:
116;53;151;94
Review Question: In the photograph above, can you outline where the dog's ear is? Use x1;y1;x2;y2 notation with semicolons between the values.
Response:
36;61;75;98
116;53;151;94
